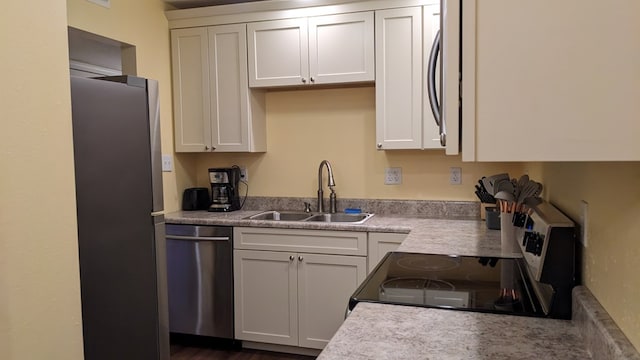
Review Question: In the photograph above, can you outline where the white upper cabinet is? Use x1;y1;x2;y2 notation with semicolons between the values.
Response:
171;24;266;153
308;12;375;85
248;12;374;88
171;27;211;152
247;18;309;87
375;6;442;150
459;0;640;161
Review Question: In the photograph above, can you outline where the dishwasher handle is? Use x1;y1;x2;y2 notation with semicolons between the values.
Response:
166;235;231;242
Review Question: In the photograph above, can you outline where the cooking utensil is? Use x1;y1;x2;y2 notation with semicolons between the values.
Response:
517;180;542;205
515;175;529;200
482;173;509;195
495;191;515;205
494;178;515;195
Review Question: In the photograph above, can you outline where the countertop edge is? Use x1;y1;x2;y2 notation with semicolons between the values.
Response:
573;286;640;359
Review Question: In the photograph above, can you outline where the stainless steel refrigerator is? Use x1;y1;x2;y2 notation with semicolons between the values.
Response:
70;76;169;360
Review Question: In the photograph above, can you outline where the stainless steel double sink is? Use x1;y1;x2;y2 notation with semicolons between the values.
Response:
245;210;374;224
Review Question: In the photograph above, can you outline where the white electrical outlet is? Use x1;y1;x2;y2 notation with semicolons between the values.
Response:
450;167;462;185
239;166;248;182
86;0;111;8
580;200;589;247
384;167;402;185
161;154;173;172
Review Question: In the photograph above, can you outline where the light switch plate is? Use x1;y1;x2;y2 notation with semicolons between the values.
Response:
86;0;110;8
161;154;173;172
450;167;462;185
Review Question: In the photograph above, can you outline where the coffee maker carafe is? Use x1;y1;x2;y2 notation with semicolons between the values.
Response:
208;167;241;212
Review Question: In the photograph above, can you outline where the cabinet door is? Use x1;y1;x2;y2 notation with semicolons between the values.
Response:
170;28;211;152
308;12;374;85
234;250;298;346
375;7;423;150
248;18;309;87
367;232;407;272
297;253;367;349
461;0;640;161
208;24;250;152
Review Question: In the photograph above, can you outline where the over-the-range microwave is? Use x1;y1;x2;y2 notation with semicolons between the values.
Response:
427;0;461;156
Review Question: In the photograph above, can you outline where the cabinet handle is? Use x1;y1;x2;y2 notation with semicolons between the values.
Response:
310;77;315;83
298;256;303;262
377;143;382;149
289;255;295;261
205;146;209;150
301;78;307;83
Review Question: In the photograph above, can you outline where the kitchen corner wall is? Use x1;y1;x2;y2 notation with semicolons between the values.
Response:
2;1;84;359
192;87;525;202
537;162;640;350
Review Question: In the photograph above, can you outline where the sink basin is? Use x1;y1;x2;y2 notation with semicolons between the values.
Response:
245;211;374;224
246;211;313;221
305;213;374;224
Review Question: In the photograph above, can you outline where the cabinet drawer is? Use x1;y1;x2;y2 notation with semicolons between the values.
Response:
234;227;367;256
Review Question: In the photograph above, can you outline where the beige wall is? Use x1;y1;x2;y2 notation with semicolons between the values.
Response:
67;0;185;212
0;1;84;359
539;162;640;350
193;87;526;201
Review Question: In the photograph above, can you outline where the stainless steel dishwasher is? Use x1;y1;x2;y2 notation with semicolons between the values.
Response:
165;224;233;339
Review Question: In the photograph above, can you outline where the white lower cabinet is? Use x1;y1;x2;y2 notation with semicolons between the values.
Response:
233;228;367;350
233;249;298;346
367;232;408;272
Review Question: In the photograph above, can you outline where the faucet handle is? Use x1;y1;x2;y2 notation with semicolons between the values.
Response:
304;202;312;213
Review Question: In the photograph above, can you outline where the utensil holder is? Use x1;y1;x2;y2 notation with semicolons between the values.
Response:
500;213;519;254
480;203;494;220
485;207;500;230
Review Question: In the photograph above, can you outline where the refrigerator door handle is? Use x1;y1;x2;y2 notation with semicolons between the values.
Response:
147;79;164;213
427;30;446;146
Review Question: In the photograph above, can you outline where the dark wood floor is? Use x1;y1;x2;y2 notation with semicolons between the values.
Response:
170;344;316;360
169;335;316;360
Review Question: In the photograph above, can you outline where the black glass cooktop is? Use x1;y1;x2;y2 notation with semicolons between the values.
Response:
349;252;544;317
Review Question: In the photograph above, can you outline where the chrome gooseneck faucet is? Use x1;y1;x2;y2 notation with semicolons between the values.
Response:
317;160;337;213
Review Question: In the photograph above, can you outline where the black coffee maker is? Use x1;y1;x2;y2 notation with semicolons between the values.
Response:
208;167;241;212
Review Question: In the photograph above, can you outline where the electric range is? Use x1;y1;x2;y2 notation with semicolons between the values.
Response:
349;202;577;319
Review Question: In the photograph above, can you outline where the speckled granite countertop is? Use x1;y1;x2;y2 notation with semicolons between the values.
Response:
166;206;639;359
318;286;640;360
164;210;515;257
317;302;590;360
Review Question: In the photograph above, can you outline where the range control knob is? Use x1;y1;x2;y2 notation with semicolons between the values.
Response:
522;231;534;246
525;232;544;256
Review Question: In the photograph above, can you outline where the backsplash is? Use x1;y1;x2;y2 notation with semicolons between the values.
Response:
241;196;480;219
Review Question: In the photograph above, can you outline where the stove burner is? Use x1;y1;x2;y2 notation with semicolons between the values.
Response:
380;277;456;292
395;255;461;272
